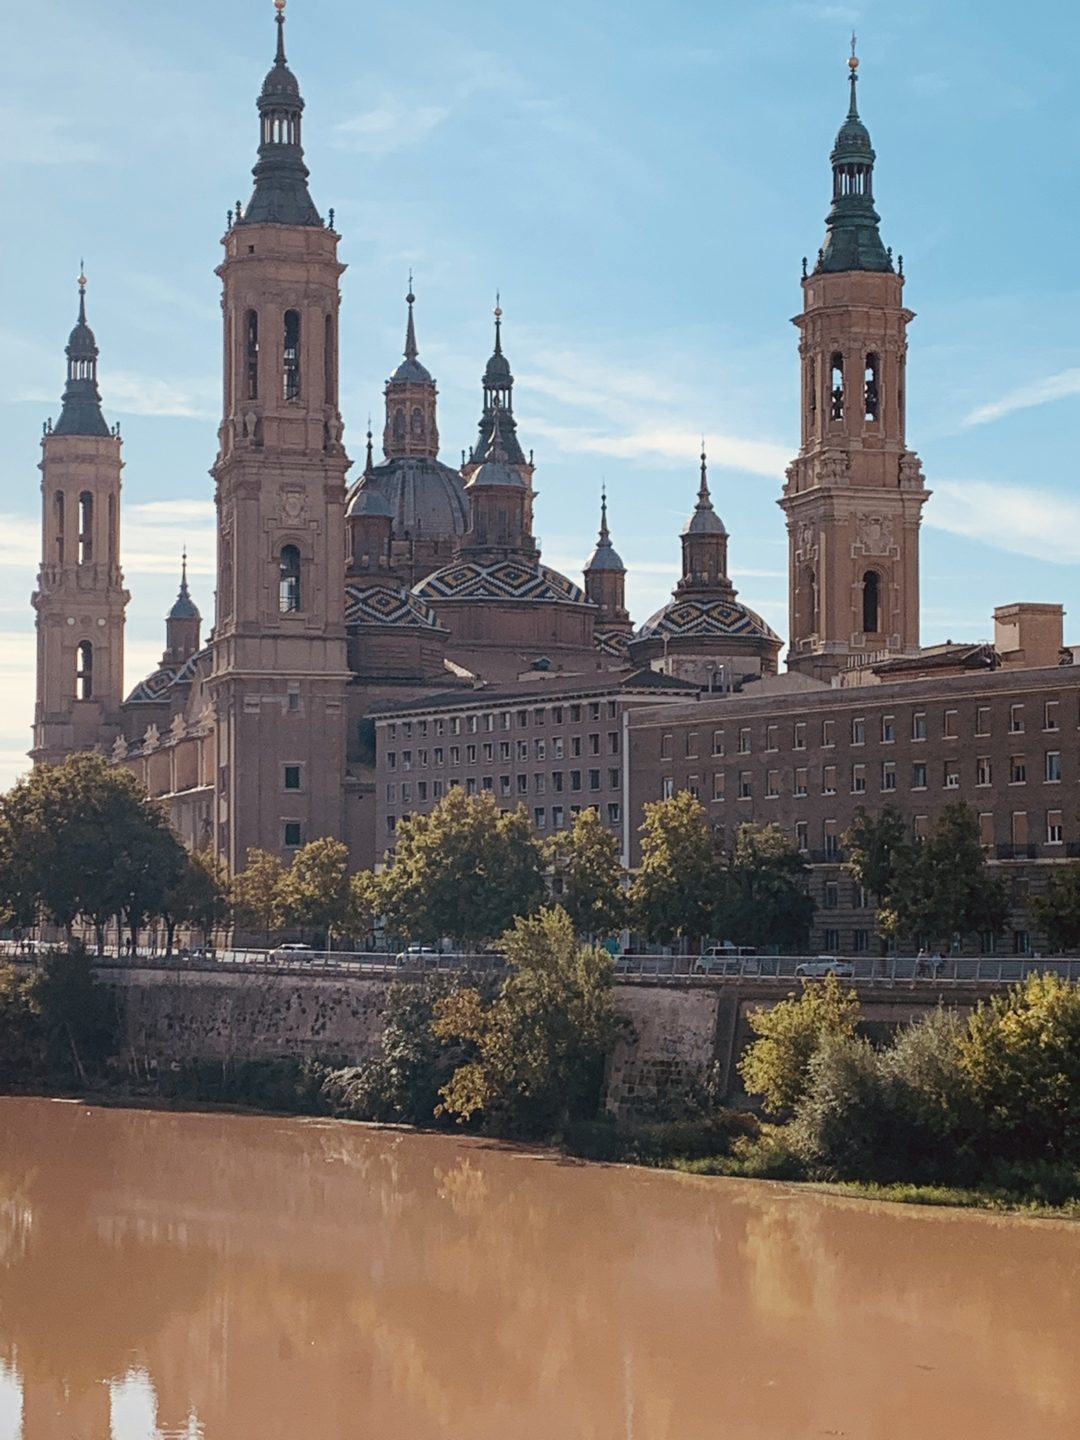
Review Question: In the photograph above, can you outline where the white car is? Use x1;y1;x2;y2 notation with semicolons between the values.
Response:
795;955;855;978
394;945;438;966
269;943;315;960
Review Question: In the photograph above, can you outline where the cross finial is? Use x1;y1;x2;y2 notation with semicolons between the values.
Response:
274;0;287;65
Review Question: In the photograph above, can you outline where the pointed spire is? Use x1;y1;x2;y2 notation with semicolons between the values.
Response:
683;445;727;537
365;417;374;475
599;484;610;543
238;0;322;228
404;274;418;361
586;483;625;572
493;292;503;356
813;42;892;275
54;267;110;438
473;295;525;467
168;548;201;621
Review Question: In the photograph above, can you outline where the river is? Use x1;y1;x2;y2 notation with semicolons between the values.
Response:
0;1098;1077;1439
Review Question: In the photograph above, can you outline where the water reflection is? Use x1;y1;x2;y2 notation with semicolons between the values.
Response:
0;1098;1077;1439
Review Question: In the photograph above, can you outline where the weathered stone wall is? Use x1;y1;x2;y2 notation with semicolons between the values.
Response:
606;985;729;1118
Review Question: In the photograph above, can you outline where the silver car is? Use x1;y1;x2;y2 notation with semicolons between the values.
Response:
795;955;855;978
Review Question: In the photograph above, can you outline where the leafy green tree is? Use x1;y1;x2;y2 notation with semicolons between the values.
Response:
26;948;118;1084
0;963;44;1082
844;805;908;906
374;789;545;950
719;824;815;951
880;803;1008;949
961;972;1080;1162
0;755;185;951
231;848;287;944
738;973;860;1115
162;850;231;952
347;870;379;947
630;792;720;948
547;806;627;939
1031;865;1080;952
275;838;353;946
433;906;621;1137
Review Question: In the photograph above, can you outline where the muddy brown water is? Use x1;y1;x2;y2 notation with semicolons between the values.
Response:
0;1097;1077;1439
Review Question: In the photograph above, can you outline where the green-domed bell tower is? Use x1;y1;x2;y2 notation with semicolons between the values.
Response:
780;46;930;682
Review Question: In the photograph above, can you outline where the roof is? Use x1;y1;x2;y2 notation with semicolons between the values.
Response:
345;582;445;631
872;643;1002;677
349;457;469;540
414;558;588;606
367;668;699;718
636;596;781;644
125;648;209;705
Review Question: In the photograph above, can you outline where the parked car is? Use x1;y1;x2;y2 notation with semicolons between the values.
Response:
694;945;757;975
394;945;438;966
795;955;855;978
269;943;315;961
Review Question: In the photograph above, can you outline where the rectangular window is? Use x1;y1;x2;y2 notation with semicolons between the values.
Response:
533;708;545;726
766;725;779;752
822;719;835;747
912;762;928;789
738;727;751;754
823;821;840;859
607;802;620;825
499;712;511;731
608;768;620;790
417;781;428;801
401;749;413;770
608;731;620;755
851;717;866;745
552;737;565;760
482;714;493;733
516;710;528;727
661;777;674;800
823;929;841;952
435;718;446;736
823;765;837;795
571;737;583;758
824;881;839;910
1010;756;1027;784
570;704;582;723
449;746;461;765
534;773;546;794
287;690;301;713
795;820;809;853
881;762;896;792
571;770;582;792
434;746;444;765
418;748;429;768
517;774;528;795
712;728;725;756
499;741;511;761
852;763;866;794
943;709;958;739
451;717;462;735
516;740;528;761
686;731;699;758
589;733;601;755
283;765;302;791
465;778;477;796
739;771;753;799
283;821;302;849
912;712;927;741
499;775;511;796
687;775;700;800
976;756;992;787
1046;751;1063;782
1010;703;1025;734
432;780;444;800
1047;809;1064;845
386;815;397;834
552;771;564;793
712;771;725;801
913;815;929;841
766;770;780;798
1011;811;1029;847
975;706;991;737
589;769;601;791
534;738;546;760
482;743;493;762
386;782;397;803
794;767;808;797
401;782;413;804
979;812;994;848
943;761;960;789
1045;700;1060;732
608;700;617;718
464;745;476;764
534;808;547;829
794;721;807;751
552;805;565;829
387;752;397;771
466;715;477;735
853;930;870;954
660;733;673;760
881;716;895;744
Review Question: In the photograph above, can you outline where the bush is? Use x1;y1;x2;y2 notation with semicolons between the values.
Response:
739;975;860;1115
159;1057;329;1113
787;1033;892;1181
561;1110;759;1165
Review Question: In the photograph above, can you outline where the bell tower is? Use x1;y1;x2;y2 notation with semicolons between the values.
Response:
780;46;930;682
31;271;128;766
208;0;351;870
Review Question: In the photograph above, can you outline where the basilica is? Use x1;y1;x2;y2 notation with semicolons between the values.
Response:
31;8;1076;931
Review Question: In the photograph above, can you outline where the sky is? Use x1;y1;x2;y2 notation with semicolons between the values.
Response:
1;0;1078;791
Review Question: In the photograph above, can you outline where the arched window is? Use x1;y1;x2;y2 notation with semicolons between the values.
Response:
863;570;881;634
279;545;301;613
393;407;406;441
324;314;335;406
283;310;301;401
830;354;844;421
800;566;817;637
245;310;259;400
54;491;65;564
410;406;425;438
76;641;93;700
864;353;880;422
78;492;93;565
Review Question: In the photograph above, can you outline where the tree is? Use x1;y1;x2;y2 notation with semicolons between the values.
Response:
844;805;908;906
880;803;1008;949
275;838;353;947
231;848;287;944
738;973;860;1115
547;806;627;940
162;850;231;952
26;947;118;1084
433;906;621;1137
0;755;185;951
1031;865;1080;952
961;972;1080;1162
630;792;720;948
374;789;545;950
719;824;815;951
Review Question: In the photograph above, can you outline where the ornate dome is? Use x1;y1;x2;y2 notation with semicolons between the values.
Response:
351;458;469;540
345;582;443;630
345;481;394;520
415;558;587;606
636;596;780;644
125;648;208;705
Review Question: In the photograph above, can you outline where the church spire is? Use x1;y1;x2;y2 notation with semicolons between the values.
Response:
54;267;110;438
404;276;419;362
813;41;892;275
585;486;625;573
470;297;526;466
238;0;322;228
677;447;731;597
383;284;439;459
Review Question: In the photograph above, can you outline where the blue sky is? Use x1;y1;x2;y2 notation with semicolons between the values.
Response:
2;0;1078;789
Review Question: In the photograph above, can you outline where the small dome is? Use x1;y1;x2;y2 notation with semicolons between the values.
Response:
349;457;469;540
484;350;512;383
390;356;433;384
682;505;727;537
261;62;301;99
346;482;395;520
168;590;200;622
636;596;780;644
468;456;525;489
586;538;625;571
415;559;587;606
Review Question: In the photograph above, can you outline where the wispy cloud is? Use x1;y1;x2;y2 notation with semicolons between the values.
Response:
335;104;452;155
526;420;790;479
927;479;1080;564
962;368;1080;428
0;502;215;579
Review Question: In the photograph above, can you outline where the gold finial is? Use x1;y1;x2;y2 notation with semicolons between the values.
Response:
494;288;502;320
78;259;87;289
849;30;859;70
274;0;287;13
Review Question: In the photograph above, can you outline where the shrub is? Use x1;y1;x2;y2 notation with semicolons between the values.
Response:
739;975;860;1115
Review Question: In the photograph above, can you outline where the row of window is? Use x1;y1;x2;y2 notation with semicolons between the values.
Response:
787;810;1067;857
243;308;336;407
53;491;105;568
384;700;620;741
663;752;1065;802
660;700;1068;760
385;731;620;770
387;768;620;804
386;801;621;835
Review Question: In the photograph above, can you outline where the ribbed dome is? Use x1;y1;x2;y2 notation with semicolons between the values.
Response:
390;356;433;384
469;456;525;489
351;458;469;540
346;482;395;520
